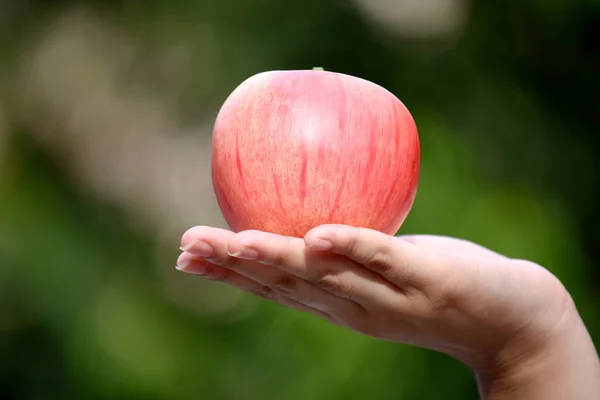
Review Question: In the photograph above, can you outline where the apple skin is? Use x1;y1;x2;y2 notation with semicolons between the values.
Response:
211;69;420;238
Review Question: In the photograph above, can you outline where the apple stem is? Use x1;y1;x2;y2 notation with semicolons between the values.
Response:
312;66;325;71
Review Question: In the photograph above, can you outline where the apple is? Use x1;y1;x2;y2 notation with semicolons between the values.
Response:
211;68;420;238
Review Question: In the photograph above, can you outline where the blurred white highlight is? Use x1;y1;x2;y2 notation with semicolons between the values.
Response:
353;0;470;39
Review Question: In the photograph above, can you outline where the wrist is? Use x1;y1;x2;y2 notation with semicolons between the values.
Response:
475;300;600;399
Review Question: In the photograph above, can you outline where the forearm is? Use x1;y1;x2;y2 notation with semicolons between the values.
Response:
476;311;600;400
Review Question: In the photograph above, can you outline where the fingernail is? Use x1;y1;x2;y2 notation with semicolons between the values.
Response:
228;246;259;260
180;240;213;258
308;239;333;251
176;261;213;277
179;239;198;252
175;260;191;271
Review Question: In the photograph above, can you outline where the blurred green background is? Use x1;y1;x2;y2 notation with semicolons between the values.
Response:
1;0;599;399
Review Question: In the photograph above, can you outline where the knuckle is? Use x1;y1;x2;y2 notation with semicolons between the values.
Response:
363;250;394;274
204;256;224;266
346;227;363;253
249;285;276;300
313;274;349;297
259;236;291;267
268;249;288;268
359;233;397;272
207;268;231;282
219;254;244;268
298;293;318;309
269;275;298;296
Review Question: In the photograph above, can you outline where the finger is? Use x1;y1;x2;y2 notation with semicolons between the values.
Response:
180;225;235;256
400;235;508;260
304;224;443;289
228;230;404;307
178;228;365;319
176;256;337;322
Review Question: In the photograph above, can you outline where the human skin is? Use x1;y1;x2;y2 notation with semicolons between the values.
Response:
176;224;600;399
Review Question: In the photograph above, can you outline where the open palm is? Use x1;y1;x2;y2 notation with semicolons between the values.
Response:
177;224;569;370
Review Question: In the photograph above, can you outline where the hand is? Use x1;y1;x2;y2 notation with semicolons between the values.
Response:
176;224;600;399
176;224;565;366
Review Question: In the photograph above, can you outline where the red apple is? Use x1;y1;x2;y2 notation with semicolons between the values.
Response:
211;68;420;238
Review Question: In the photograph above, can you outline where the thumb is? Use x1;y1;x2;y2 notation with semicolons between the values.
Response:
304;224;443;289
